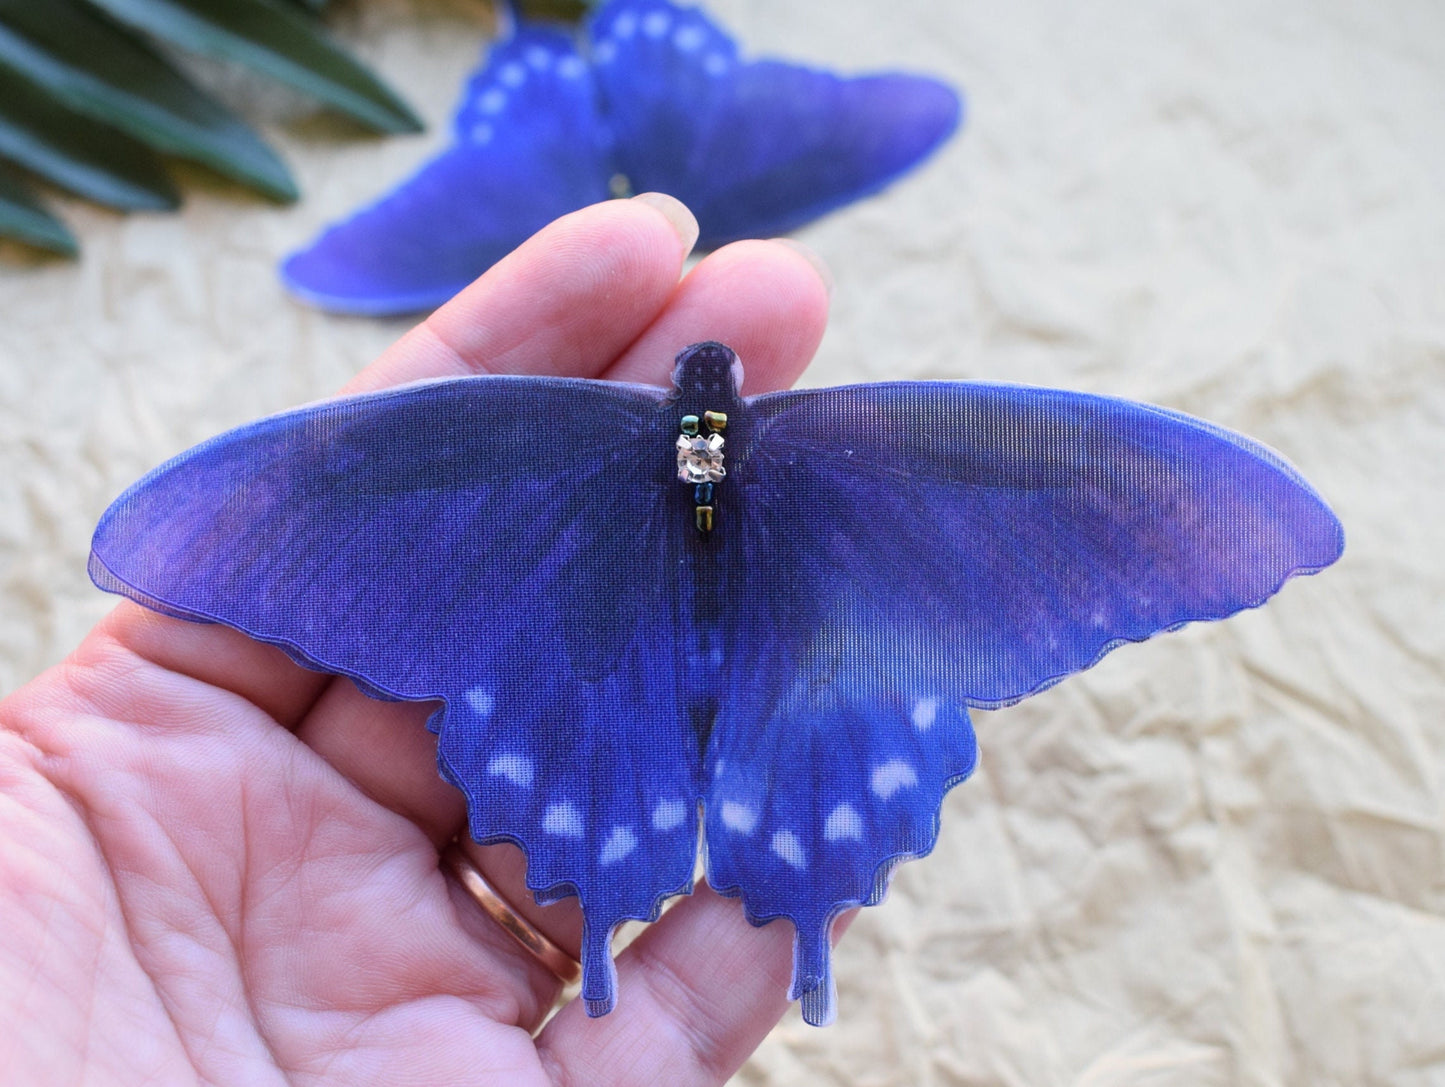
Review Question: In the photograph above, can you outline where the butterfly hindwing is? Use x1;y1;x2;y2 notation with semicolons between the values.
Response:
589;0;961;246
280;26;614;314
90;375;704;1013
703;678;978;1026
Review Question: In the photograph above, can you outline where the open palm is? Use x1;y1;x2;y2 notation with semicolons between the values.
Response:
0;196;834;1085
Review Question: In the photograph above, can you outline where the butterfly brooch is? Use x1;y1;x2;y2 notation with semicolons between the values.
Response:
280;0;961;315
89;342;1344;1025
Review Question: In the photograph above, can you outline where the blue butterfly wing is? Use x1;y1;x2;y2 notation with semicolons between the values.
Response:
280;27;615;315
702;378;1343;1024
90;346;1345;1027
588;0;961;246
89;376;702;1015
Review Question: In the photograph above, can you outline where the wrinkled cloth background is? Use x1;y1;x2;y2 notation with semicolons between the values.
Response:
1;1;1441;1084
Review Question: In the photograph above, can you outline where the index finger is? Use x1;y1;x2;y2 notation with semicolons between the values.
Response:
346;193;700;392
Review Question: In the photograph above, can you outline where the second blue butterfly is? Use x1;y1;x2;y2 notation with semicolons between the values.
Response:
281;0;961;315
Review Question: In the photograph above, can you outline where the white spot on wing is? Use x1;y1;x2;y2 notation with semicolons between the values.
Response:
673;24;705;51
487;754;533;787
642;10;670;37
465;687;494;716
524;45;552;70
592;40;617;64
911;697;938;732
704;52;729;76
871;759;918;800
824;803;864;841
499;62;525;87
612;10;638;37
598;825;638;865
557;55;586;79
542;802;584;837
771;830;806;869
469;122;493;144
477;88;506;114
652;798;687;831
720;801;758;834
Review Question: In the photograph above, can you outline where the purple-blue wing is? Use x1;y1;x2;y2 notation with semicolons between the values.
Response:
88;375;701;1016
587;0;961;247
281;27;614;315
702;378;1343;1024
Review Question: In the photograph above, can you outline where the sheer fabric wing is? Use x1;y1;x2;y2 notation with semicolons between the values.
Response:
588;0;961;246
89;376;700;1015
702;379;1343;1024
280;27;614;315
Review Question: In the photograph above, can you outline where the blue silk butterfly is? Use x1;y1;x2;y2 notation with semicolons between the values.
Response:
89;342;1343;1025
280;0;961;315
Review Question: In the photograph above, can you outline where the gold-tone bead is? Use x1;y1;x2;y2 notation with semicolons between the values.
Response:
703;410;728;432
695;505;714;533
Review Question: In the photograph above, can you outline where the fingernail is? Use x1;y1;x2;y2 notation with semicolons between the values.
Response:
773;238;834;297
631;192;699;256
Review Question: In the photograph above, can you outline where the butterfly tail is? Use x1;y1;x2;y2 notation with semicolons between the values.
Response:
581;917;622;1017
789;915;840;1027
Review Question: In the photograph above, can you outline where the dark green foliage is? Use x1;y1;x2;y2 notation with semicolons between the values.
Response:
87;0;423;134
0;0;296;200
0;0;424;254
513;0;595;23
0;163;77;255
0;65;179;210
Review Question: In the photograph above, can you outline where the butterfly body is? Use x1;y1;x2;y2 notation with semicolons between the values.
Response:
90;343;1343;1025
281;1;962;315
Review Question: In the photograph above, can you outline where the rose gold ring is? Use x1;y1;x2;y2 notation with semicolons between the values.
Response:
442;841;582;985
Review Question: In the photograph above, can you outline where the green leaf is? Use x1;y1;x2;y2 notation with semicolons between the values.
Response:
87;0;424;134
513;0;594;23
0;0;296;201
0;66;179;210
0;163;77;255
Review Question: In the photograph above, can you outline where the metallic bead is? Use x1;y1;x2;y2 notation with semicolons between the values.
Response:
695;505;714;533
703;410;728;432
694;482;714;505
680;414;700;436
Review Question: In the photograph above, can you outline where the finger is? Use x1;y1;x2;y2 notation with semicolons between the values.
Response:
348;193;699;393
536;886;856;1087
97;603;330;729
604;237;832;394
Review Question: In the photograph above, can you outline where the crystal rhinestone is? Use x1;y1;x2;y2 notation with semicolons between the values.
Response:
676;433;726;482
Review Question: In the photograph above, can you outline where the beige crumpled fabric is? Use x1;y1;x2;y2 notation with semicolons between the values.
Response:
1;1;1440;1084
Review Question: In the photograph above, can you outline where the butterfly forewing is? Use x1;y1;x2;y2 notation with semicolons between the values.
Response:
91;375;710;1015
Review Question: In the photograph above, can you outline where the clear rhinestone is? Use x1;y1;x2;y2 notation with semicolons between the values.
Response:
677;433;725;482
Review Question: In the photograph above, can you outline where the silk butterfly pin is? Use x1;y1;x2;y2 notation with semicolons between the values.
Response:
280;0;961;315
89;342;1343;1025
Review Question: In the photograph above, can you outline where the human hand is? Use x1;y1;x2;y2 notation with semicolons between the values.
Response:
0;194;833;1085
